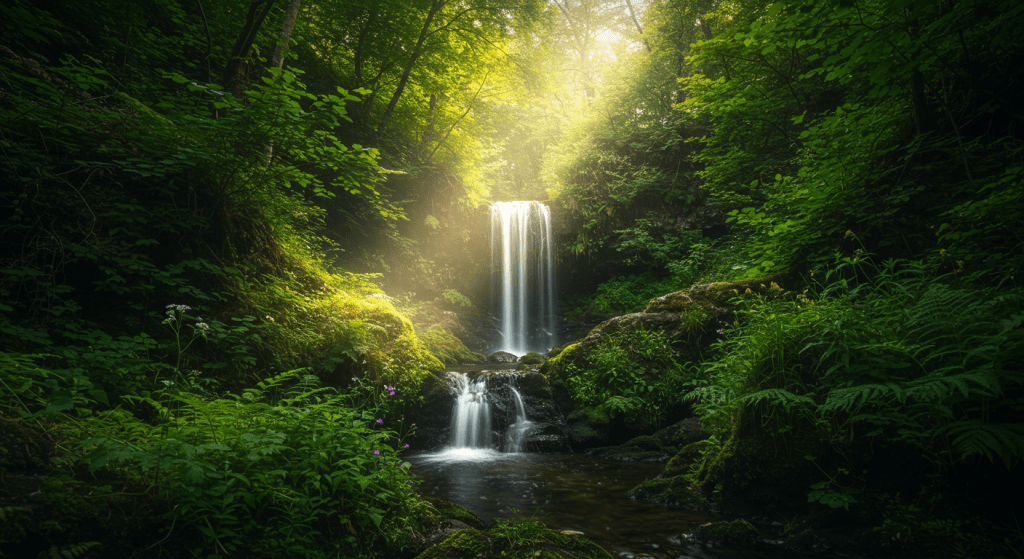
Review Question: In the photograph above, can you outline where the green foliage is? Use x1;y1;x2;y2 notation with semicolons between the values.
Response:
563;327;686;429
38;542;101;559
80;370;425;557
568;273;678;319
440;289;473;309
686;252;1024;513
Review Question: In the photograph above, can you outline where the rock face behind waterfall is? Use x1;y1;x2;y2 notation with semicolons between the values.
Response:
485;372;571;452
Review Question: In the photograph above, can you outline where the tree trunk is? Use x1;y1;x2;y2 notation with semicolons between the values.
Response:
624;0;651;52
220;0;278;96
377;0;446;136
270;0;302;71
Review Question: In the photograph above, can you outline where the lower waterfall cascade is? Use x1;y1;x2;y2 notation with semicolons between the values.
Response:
446;372;533;452
448;373;492;448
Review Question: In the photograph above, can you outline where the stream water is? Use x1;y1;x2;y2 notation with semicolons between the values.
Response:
407;450;794;559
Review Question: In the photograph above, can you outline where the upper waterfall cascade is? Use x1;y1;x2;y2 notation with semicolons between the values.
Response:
490;201;556;356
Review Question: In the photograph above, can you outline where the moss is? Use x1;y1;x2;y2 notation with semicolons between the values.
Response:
415;522;613;559
423;496;485;529
663;440;712;477
418;327;486;365
539;342;582;381
626;477;710;510
693;406;819;514
519;352;545;365
691;519;759;545
644;275;786;314
416;529;490;559
625;435;661;451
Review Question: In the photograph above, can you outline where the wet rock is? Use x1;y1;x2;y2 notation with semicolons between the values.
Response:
651;417;709;449
487;351;518;363
585;435;671;463
690;519;760;545
422;496;485;529
414;522;612;559
662;440;713;477
406;372;460;450
626;477;710;511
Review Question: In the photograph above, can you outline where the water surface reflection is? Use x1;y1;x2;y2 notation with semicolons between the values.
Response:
407;451;795;558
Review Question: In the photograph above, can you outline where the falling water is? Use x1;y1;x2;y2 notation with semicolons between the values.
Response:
490;201;556;356
503;387;534;453
449;373;492;448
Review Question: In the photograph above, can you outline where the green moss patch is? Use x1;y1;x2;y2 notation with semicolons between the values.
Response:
626;477;710;510
423;496;485;529
418;327;486;365
415;521;613;559
691;519;759;545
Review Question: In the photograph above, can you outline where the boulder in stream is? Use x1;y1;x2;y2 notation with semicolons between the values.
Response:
487;351;518;363
414;522;612;559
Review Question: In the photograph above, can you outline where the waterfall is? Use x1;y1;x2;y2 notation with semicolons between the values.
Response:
503;386;534;453
490;201;556;356
449;373;492;448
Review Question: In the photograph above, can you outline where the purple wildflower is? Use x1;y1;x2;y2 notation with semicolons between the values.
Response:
389;391;395;396
716;329;725;335
373;450;380;455
375;418;383;425
404;444;409;449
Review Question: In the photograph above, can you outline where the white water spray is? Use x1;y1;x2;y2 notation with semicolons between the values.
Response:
490;201;556;355
503;386;534;453
449;373;492;448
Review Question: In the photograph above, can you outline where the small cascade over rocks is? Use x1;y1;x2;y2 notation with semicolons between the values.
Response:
448;373;492;448
490;201;556;355
503;387;534;452
441;371;570;454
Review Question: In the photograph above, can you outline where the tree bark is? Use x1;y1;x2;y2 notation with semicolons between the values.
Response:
377;0;447;136
270;0;302;71
624;0;651;52
220;0;278;96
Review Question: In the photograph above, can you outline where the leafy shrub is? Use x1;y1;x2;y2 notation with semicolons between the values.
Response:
82;370;427;558
686;252;1024;511
567;273;679;319
563;327;687;429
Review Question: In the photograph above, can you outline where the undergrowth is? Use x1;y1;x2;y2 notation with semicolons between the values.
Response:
684;250;1024;554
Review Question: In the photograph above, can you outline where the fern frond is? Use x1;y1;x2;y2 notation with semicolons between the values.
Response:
742;388;816;411
945;420;1024;469
39;542;101;559
0;505;30;521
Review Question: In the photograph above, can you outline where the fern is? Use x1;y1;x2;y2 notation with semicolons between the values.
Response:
945;420;1024;469
38;542;100;559
0;505;29;521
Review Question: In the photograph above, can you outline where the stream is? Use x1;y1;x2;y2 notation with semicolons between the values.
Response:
407;449;795;559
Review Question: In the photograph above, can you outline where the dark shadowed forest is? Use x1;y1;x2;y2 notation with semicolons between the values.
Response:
1;0;1022;557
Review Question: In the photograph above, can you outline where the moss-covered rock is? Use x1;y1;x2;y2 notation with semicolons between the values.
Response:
415;521;613;559
422;496;486;529
690;519;760;545
663;440;712;478
519;352;545;365
418;327;487;365
626;477;710;510
693;406;820;515
643;275;785;314
585;435;674;462
651;417;709;448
